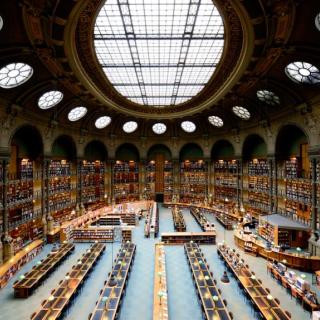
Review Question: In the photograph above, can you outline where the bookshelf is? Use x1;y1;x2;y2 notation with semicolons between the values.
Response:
47;160;73;221
113;160;139;203
0;162;3;233
145;161;155;200
164;161;173;202
180;160;207;203
284;157;311;224
81;160;105;204
213;160;238;203
243;159;270;217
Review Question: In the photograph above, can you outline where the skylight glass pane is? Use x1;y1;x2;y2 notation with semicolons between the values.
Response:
94;0;224;107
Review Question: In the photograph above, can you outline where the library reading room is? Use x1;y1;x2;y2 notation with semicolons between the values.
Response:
1;1;320;320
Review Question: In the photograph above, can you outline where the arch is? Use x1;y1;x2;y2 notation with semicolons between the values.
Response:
10;124;43;160
51;135;77;160
179;143;204;161
147;144;172;161
211;139;235;160
115;143;140;161
275;124;309;160
84;140;108;161
242;134;267;159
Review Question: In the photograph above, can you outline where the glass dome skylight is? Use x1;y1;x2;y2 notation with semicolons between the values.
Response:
0;62;33;89
38;90;63;109
232;106;250;120
256;90;280;106
208;115;223;127
95;116;111;129
152;123;166;134
181;121;196;132
123;121;138;133
68;106;87;121
94;0;224;107
285;61;320;84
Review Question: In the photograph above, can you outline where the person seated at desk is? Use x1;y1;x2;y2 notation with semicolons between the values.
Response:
305;291;319;305
272;260;278;268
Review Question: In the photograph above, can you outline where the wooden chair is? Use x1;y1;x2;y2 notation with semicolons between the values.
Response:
30;312;36;319
275;298;280;305
88;313;92;320
229;312;234;319
266;288;270;294
223;299;228;306
258;279;262;284
285;311;291;318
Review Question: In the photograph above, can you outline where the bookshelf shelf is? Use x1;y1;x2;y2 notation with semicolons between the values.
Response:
180;160;207;203
113;160;139;203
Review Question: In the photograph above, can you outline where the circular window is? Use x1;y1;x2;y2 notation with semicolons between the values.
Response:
0;62;33;89
181;121;196;133
38;90;63;109
315;13;320;31
232;106;250;120
94;0;224;106
152;123;167;135
123;121;138;133
95;116;111;129
285;61;320;84
68;106;87;121
208;115;223;127
256;90;280;106
0;16;3;31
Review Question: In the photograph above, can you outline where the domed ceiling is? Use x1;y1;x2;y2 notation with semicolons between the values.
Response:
0;0;319;137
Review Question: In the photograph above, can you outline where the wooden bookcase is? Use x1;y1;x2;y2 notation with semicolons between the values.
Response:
81;160;105;204
113;160;139;203
180;160;207;203
243;159;270;217
213;160;238;203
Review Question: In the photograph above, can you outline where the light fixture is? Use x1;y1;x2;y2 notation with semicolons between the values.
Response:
181;121;196;133
256;90;280;106
123;121;138;133
232;106;251;120
267;294;273;301
208;115;223;127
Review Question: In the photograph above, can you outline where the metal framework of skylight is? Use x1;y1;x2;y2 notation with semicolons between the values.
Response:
94;0;224;107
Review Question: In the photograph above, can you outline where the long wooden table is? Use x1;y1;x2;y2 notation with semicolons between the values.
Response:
31;243;105;320
185;243;231;320
89;242;136;320
217;246;291;320
14;243;75;298
267;263;320;312
161;232;216;244
153;243;169;320
172;207;186;232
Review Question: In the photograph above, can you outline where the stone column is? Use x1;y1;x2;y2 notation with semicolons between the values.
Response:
77;159;83;207
139;159;146;200
267;156;276;214
41;158;48;239
172;159;180;202
2;158;13;261
236;157;242;209
108;159;115;204
310;156;318;238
